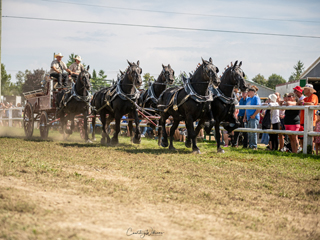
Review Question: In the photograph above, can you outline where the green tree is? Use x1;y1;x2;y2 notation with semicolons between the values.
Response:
289;60;304;82
1;64;12;95
92;69;97;79
98;70;107;80
266;74;286;90
15;69;31;95
22;69;47;93
173;72;186;86
142;73;155;89
252;74;267;86
91;69;108;92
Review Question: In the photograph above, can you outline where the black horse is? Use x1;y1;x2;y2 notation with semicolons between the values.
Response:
56;66;91;142
91;60;142;145
206;61;248;153
138;64;175;135
157;57;220;153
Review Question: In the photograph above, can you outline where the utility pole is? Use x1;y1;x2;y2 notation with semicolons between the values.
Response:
0;0;2;101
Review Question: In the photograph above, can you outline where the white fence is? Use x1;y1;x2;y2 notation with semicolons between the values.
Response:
1;105;320;154
0;107;24;127
235;105;320;154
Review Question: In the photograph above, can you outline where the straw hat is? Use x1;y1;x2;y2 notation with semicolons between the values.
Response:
74;55;82;62
268;93;277;103
303;83;316;93
54;53;63;58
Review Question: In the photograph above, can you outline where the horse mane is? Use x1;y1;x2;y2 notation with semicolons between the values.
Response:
220;66;232;82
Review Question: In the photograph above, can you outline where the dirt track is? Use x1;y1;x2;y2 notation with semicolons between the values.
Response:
1;176;261;240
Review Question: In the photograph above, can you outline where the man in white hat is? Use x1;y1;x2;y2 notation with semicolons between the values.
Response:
49;53;72;87
69;55;84;81
298;84;319;127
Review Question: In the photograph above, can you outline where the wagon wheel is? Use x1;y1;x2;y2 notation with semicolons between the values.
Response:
40;111;49;139
23;102;34;138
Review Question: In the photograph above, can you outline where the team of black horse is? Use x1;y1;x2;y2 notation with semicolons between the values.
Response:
56;58;248;153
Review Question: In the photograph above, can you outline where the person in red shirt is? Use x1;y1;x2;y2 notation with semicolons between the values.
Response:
297;84;319;147
298;84;319;126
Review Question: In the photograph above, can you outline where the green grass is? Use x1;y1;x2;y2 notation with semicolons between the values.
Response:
0;126;320;239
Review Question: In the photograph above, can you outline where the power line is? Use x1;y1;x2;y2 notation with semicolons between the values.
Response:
40;0;320;24
3;15;320;39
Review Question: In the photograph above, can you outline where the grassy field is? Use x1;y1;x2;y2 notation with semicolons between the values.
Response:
0;126;320;240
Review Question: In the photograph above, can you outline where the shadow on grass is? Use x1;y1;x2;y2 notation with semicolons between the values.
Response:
118;147;192;155
59;142;101;148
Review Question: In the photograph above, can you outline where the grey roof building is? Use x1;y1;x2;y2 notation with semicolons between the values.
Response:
244;80;275;99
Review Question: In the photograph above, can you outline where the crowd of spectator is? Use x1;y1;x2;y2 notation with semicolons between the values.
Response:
230;83;320;155
0;102;23;127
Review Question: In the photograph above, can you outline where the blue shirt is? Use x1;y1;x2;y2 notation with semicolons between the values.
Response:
238;97;247;117
246;95;261;120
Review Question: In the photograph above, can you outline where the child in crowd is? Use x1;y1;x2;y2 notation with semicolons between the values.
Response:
314;111;320;155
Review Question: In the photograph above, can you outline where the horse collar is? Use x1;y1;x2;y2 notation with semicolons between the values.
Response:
116;81;140;101
184;78;212;102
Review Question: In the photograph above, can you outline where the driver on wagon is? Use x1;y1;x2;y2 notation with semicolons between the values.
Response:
49;52;72;87
69;55;84;82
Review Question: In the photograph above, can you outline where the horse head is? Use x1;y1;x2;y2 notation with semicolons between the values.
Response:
78;65;91;91
126;60;142;88
230;61;248;92
161;64;175;85
201;57;220;87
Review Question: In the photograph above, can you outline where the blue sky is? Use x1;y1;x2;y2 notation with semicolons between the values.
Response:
2;0;320;83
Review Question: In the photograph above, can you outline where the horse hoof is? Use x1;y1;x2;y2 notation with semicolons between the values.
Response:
110;138;119;146
185;140;191;148
161;142;168;148
86;139;92;144
92;138;96;141
133;137;141;144
169;146;177;151
192;149;201;154
217;148;225;153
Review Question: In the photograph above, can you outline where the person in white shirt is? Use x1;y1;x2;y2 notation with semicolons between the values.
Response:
69;55;84;82
49;53;72;87
269;93;280;151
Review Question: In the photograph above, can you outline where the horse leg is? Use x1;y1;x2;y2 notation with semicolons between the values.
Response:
105;115;113;145
185;116;200;154
84;108;91;143
100;109;107;145
187;118;205;148
158;117;163;146
215;121;224;153
133;109;141;144
160;113;169;148
111;113;121;146
169;120;179;151
60;115;66;140
69;115;75;135
127;113;134;142
91;112;96;141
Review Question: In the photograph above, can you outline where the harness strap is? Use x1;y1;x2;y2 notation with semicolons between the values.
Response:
173;91;190;111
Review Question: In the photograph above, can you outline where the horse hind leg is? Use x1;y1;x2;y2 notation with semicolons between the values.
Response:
185;117;200;154
84;110;92;143
100;110;108;145
215;121;224;153
160;113;169;148
91;113;96;141
132;109;141;144
169;120;180;151
111;113;121;146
